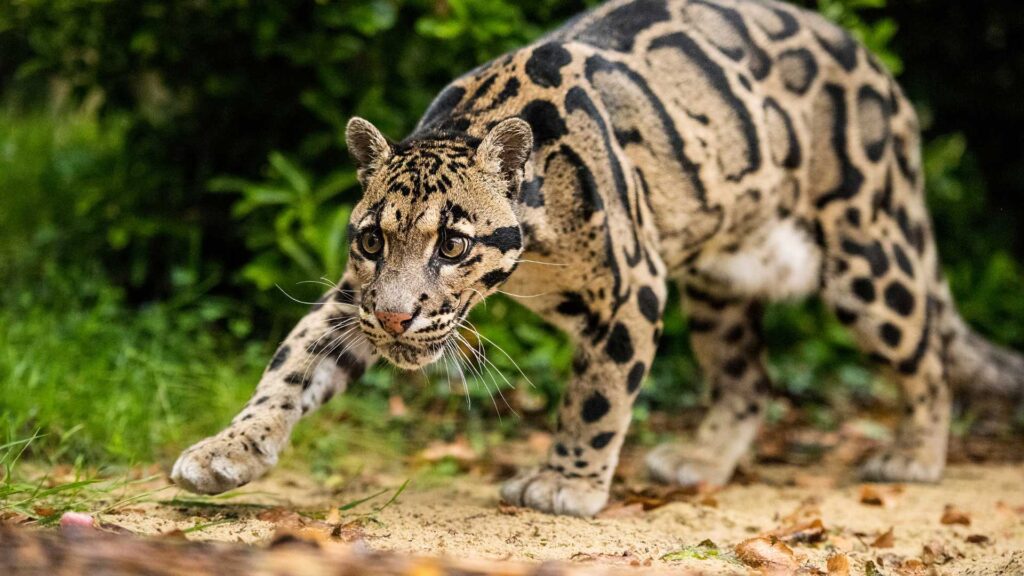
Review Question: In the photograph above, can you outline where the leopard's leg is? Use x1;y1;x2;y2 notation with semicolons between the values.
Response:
821;216;949;482
501;270;666;517
647;288;770;487
171;270;377;494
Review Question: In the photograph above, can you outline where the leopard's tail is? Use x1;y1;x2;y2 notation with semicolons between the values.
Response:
937;283;1024;398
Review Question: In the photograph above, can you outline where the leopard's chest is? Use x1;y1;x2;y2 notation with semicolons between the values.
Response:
691;219;822;299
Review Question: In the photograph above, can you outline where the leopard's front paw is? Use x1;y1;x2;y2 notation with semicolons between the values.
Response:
645;443;735;487
171;432;278;494
500;468;608;517
860;444;944;483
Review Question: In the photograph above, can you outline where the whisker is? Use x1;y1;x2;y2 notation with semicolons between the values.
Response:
275;284;323;306
514;258;568;267
494;289;551;299
462;319;536;390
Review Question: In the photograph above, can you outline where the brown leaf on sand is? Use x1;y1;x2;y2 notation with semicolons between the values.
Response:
596;502;646;519
965;534;989;545
871;527;895;549
735;537;799;574
940;504;970;526
622;485;702;511
769;518;828;544
258;508;307;530
859;485;901;507
921;541;954;566
826;553;850;576
258;507;337;541
894;558;928;576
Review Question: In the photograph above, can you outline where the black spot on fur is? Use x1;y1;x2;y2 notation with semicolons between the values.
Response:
893;244;914;277
637;286;660;323
577;0;670;52
880;322;902;347
689;317;717;332
724;357;748;378
480;268;511;288
605;323;634;364
556;292;607;341
852;277;876;303
834;306;858;325
581;391;611;423
724;324;745;343
493;77;520;107
526;42;573;88
845;207;861;227
555;443;569;457
627;362;646;393
477;226;522;253
884;282;915;316
590;431;615;450
520;100;567;148
269;345;290;371
284;372;309;387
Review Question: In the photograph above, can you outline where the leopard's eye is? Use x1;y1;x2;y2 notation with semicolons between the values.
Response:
439;235;471;261
359;228;384;257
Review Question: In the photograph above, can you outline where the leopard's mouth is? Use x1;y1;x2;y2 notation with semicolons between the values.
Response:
378;339;447;370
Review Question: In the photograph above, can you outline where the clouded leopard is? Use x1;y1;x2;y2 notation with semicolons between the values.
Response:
172;0;1024;516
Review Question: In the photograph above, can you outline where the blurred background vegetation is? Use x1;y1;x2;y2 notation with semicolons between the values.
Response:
1;0;1022;469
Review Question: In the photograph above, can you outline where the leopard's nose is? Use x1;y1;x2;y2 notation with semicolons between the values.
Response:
374;310;413;336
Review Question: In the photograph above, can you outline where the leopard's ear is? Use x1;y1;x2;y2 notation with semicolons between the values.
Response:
476;118;533;199
346;117;393;183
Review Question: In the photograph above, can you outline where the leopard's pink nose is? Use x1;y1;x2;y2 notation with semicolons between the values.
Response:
374;310;413;336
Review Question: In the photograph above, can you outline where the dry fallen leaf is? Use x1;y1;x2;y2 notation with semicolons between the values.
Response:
894;558;928;576
596;502;645;519
921;541;954;566
770;518;828;544
940;504;970;526
735;537;799;574
871;527;895;549
859;485;900;508
826;553;850;576
622;485;701;511
965;534;989;545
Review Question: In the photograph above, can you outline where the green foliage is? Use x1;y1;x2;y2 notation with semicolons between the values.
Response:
209;156;356;304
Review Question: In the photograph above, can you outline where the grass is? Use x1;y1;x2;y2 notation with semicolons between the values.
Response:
0;273;265;464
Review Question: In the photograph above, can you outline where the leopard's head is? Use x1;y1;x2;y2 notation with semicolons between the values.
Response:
343;117;533;369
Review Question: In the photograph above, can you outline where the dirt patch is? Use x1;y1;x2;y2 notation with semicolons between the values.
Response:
91;459;1024;575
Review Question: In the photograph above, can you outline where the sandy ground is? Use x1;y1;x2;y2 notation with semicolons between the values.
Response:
92;450;1024;575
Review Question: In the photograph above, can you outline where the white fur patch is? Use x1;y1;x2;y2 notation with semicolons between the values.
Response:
698;220;821;299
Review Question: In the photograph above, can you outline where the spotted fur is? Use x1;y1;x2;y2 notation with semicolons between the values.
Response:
173;0;1024;516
